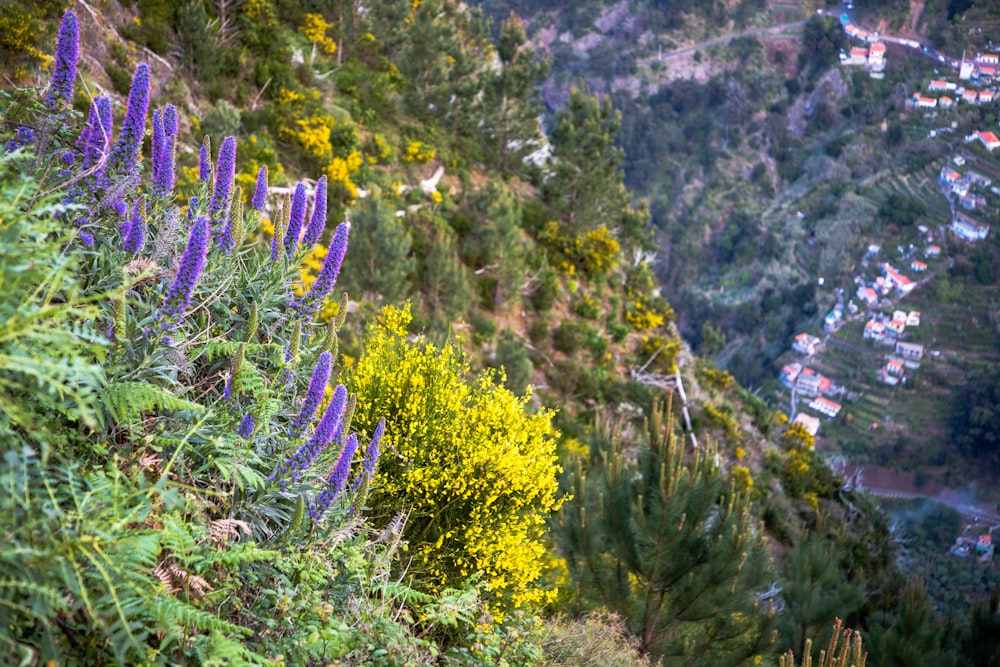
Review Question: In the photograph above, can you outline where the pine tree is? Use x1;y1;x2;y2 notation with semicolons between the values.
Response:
338;195;415;305
476;11;550;176
778;533;866;662
558;399;775;663
865;579;957;667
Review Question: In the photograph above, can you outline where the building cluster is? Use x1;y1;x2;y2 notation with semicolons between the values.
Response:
938;163;993;239
863;308;922;344
959;52;999;83
913;79;995;109
950;533;994;563
839;23;886;77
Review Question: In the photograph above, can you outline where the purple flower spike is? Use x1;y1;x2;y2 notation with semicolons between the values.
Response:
151;109;164;181
199;136;212;182
362;418;385;481
284;183;307;256
123;199;146;254
295;222;349;316
157;215;210;332
301;175;328;249
238;413;255;439
44;11;79;115
209;136;237;252
278;384;348;489
154;134;175;199
251;165;269;211
163;104;178;137
289;351;332;439
311;434;360;521
106;64;151;184
80;96;113;190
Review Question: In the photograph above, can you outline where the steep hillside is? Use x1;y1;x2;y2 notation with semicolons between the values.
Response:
2;1;1000;665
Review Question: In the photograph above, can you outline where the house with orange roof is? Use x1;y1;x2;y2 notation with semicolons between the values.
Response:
962;89;979;104
978;53;1000;64
856;285;878;306
939;96;954;109
886;359;905;375
808;397;842;418
793;333;822;356
906;311;921;326
910;259;927;272
928;79;950;91
914;95;937;108
887;318;906;335
884;263;915;294
780;362;803;387
941;167;961;183
925;245;941;258
979;90;995;104
953;211;990;241
864;319;886;339
868;42;886;65
969;130;1000;151
841;47;868;65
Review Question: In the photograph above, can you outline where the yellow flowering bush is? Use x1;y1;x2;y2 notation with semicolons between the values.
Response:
300;13;337;55
403;139;436;163
349;306;564;612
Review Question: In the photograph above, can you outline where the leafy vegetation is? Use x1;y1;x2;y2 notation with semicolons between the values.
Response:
3;2;1000;665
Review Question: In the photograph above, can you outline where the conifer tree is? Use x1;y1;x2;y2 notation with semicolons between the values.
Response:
338;195;414;305
778;533;866;662
865;579;957;667
558;399;775;663
476;11;550;176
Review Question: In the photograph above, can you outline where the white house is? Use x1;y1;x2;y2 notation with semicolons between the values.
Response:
952;212;990;241
809;397;842;418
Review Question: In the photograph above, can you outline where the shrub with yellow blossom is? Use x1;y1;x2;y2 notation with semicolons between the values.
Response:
348;305;564;612
300;12;337;57
403;139;436;163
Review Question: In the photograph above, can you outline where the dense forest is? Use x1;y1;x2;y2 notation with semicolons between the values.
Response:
1;1;999;665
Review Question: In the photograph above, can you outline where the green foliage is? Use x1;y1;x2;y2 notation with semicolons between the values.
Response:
558;400;775;662
494;330;533;396
339;195;415;305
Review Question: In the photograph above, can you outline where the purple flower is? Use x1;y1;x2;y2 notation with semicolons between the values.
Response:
209;136;237;252
163;104;178;137
154;134;175;199
311;434;360;521
79;96;113;191
362;418;385;482
277;384;348;488
238;413;255;439
80;231;95;246
199;136;212;182
60;151;75;166
294;223;349;316
106;64;151;185
251;165;268;211
151;109;164;181
301;175;328;249
17;127;35;145
284;183;307;256
157;215;210;333
289;351;332;439
123;198;146;254
44;11;79;115
188;196;199;221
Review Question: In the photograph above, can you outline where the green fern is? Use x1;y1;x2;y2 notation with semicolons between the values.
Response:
101;381;204;424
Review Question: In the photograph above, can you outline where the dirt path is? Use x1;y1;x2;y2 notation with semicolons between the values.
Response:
637;18;808;65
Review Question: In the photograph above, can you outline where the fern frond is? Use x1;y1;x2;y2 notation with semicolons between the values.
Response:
101;381;204;424
197;341;283;365
152;594;250;637
206;543;280;569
